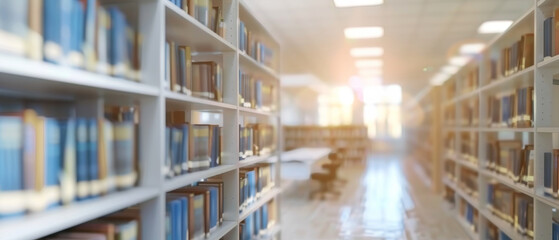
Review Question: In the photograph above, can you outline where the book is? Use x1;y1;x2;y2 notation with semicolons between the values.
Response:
0;1;29;56
28;0;43;60
0;116;25;218
555;8;559;56
545;152;554;196
197;179;224;223
189;124;211;171
521;145;534;187
88;118;100;197
545;17;554;58
76;118;90;200
178;45;192;95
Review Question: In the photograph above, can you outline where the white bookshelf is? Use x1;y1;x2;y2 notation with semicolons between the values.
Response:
0;0;281;239
407;1;559;239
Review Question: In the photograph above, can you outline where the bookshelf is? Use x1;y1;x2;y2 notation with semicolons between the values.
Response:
406;2;559;239
0;0;281;240
283;125;369;161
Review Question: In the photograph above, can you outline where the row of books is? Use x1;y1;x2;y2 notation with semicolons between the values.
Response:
543;9;559;58
166;0;225;37
239;21;275;70
460;198;478;233
460;133;478;162
444;105;456;126
0;105;138;219
0;1;142;81
462;67;479;94
239;70;275;111
240;201;276;240
444;160;456;182
164;111;221;178
486;141;534;187
166;180;223;240
165;41;223;102
284;126;368;139
239;164;275;213
488;86;534;128
444;185;455;205
487;183;534;237
239;124;275;160
43;208;141;240
498;33;534;78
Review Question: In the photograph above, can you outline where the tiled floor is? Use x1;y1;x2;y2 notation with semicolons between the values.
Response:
280;154;469;240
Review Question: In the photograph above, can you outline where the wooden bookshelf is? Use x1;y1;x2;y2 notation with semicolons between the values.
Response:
283;125;369;161
406;2;559;239
0;0;281;239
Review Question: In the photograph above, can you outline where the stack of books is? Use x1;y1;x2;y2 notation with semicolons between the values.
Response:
486;141;534;187
165;41;223;102
166;0;225;37
164;111;222;178
499;33;534;77
239;124;275;160
240;200;277;240
238;70;276;111
487;182;534;237
0;101;139;219
166;179;224;240
487;87;534;128
239;164;274;213
239;21;275;70
0;1;142;81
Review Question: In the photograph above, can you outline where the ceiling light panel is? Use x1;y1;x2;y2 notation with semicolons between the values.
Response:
460;43;486;54
350;47;384;57
355;59;383;68
449;56;470;66
478;20;513;34
334;0;383;8
359;68;383;76
344;27;384;39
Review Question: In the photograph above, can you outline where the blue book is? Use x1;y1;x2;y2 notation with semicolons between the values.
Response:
553;221;559;240
88;118;99;197
45;118;62;208
108;7;127;78
208;187;218;230
0;116;24;219
166;201;172;240
113;120;135;189
179;197;187;240
254;208;260;236
0;1;29;56
255;81;262;109
172;200;181;240
545;152;553;196
69;0;85;68
180;124;189;173
171;127;182;175
60;0;74;65
243;214;253;240
83;0;98;71
261;204;268;230
487;184;494;206
76;118;89;200
247;171;256;202
43;0;62;63
465;204;473;224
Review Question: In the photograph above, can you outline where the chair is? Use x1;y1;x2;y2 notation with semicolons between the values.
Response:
309;152;344;200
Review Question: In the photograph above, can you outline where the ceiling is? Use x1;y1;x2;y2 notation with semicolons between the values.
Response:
243;0;533;95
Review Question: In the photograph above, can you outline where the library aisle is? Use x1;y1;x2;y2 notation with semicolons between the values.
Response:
281;154;468;240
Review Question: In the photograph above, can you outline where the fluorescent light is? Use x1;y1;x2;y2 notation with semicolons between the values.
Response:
350;47;384;57
478;20;513;34
449;56;470;66
334;0;383;7
344;27;384;39
460;43;486;54
441;65;460;75
355;59;383;68
359;68;382;76
430;72;450;86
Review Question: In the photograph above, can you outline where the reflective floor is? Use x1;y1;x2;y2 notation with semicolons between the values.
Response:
281;154;469;240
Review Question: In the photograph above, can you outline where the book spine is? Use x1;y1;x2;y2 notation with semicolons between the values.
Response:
0;116;25;218
103;119;115;193
181;125;189;173
113;121;136;189
96;6;109;74
68;0;85;68
27;0;43;60
76;118;90;200
88;118;100;197
60;118;76;205
44;118;61;208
